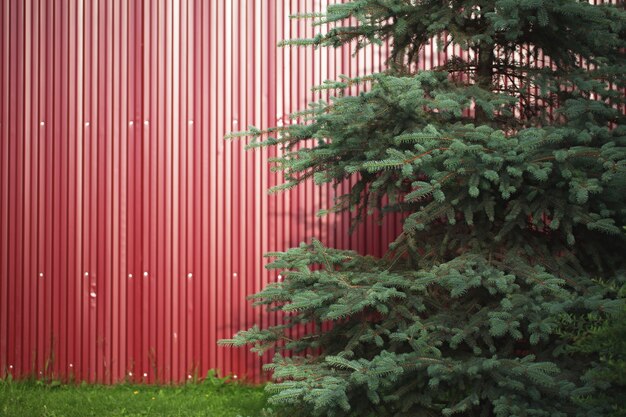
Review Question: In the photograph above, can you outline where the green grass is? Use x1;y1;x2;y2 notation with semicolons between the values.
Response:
0;374;269;417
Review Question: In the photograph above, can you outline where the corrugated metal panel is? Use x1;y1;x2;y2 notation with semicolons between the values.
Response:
0;0;406;384
5;0;612;384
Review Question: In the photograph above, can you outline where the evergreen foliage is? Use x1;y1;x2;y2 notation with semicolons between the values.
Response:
221;1;626;416
560;280;626;417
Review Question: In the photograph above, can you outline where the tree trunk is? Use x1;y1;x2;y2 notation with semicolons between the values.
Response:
475;44;495;124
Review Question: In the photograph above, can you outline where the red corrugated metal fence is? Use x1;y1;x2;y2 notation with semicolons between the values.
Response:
0;0;425;384
2;0;618;385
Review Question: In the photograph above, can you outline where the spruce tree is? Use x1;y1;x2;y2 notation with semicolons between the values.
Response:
221;1;626;416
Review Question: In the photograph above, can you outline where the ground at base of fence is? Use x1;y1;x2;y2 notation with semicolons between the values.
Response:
0;376;268;417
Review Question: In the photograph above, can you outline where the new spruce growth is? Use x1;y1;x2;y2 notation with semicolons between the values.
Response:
222;1;626;416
